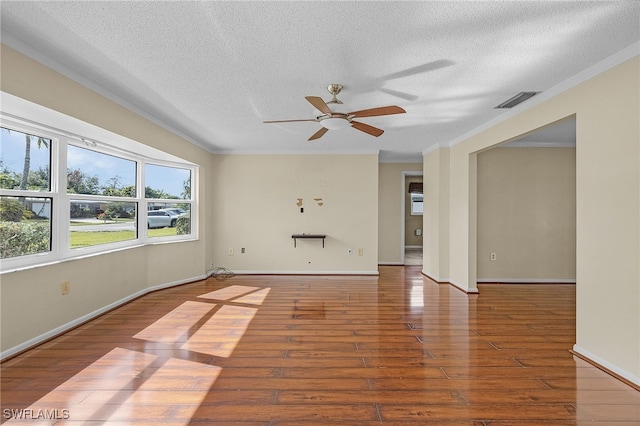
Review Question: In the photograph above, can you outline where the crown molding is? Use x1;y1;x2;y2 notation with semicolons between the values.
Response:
445;41;640;148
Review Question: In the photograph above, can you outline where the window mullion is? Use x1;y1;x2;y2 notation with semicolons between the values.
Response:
138;159;147;244
55;137;69;258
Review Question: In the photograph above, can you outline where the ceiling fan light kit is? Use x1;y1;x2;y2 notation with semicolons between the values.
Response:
319;117;351;130
264;83;406;141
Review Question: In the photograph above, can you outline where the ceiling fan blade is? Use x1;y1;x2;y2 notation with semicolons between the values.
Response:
308;127;329;141
349;105;406;118
351;121;384;137
263;119;317;123
305;96;332;114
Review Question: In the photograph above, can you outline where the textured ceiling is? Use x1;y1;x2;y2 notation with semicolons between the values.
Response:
1;1;638;162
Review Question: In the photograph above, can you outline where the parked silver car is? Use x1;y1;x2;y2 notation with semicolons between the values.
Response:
147;209;181;228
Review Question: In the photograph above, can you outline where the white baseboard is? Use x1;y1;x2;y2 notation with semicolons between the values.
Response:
379;261;403;266
477;278;576;284
572;344;640;387
449;279;479;294
231;270;380;276
420;270;450;283
421;270;440;282
0;275;206;360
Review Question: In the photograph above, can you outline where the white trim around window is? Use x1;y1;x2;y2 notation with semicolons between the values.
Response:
0;92;198;273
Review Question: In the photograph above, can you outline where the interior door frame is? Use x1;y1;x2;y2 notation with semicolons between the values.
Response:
401;170;423;264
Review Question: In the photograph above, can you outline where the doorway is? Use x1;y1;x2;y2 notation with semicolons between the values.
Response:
403;172;423;265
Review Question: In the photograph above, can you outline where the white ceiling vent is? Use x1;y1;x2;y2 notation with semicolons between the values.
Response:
495;92;540;109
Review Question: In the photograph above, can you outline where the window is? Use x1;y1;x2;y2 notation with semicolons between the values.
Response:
0;103;197;270
145;164;190;199
1;127;53;260
67;144;138;249
70;200;137;248
145;164;192;238
410;193;423;216
67;145;136;196
0;196;52;258
0;127;51;191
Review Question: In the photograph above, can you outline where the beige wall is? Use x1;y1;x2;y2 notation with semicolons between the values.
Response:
477;147;576;282
209;154;379;274
378;163;422;264
422;147;450;282
427;56;639;383
0;44;213;355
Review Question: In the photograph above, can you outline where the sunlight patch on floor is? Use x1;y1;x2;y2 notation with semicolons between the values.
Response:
133;301;215;343
4;284;271;424
235;287;271;305
198;285;261;301
181;305;258;357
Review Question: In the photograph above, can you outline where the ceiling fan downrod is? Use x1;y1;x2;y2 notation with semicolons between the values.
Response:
327;84;344;105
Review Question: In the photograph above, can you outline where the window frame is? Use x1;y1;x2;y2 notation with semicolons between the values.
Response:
1;108;198;272
1;120;60;267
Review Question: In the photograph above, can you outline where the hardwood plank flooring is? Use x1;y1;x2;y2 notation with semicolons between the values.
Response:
2;266;639;425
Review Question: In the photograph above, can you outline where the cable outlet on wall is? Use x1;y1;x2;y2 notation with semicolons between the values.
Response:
61;281;70;295
490;252;497;261
347;248;353;255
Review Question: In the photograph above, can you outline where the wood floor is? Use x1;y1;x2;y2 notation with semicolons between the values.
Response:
2;266;639;425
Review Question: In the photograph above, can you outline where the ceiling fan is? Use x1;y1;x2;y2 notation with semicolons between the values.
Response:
263;84;406;141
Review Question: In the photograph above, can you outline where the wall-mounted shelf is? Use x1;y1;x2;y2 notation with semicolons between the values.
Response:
291;234;326;248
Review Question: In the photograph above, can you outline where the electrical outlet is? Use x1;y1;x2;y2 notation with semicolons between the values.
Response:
61;281;70;295
490;252;497;261
228;248;234;256
358;248;363;256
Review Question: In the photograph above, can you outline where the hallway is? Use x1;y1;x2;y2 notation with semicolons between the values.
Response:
404;247;422;265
